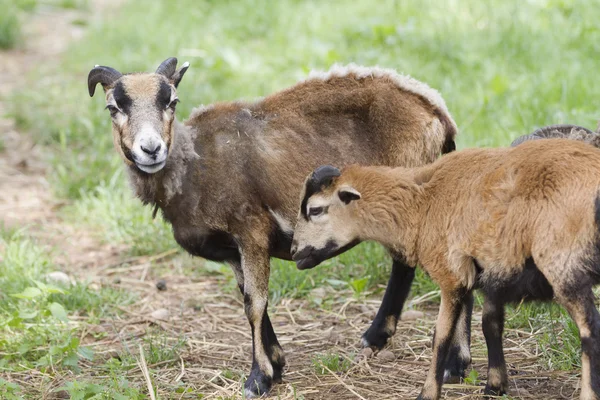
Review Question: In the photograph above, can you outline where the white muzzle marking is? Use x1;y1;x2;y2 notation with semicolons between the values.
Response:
132;122;167;174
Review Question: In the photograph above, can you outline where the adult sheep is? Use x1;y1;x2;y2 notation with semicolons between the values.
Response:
291;139;600;400
87;58;458;397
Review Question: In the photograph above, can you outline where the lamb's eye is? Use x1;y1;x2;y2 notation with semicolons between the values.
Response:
167;98;180;110
308;207;324;217
105;105;119;117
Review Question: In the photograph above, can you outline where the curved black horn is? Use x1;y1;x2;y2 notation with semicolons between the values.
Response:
88;65;122;97
156;57;178;78
311;165;341;187
511;124;595;147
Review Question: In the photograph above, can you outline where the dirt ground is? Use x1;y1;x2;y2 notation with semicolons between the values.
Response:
0;2;585;399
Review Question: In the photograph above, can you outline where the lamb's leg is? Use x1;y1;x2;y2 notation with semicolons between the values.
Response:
230;261;285;384
239;247;284;398
481;294;508;396
556;290;600;400
444;291;473;383
361;257;415;349
417;287;469;400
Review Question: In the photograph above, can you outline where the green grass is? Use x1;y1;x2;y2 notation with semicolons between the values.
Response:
0;229;134;378
505;301;582;370
5;0;600;394
0;1;21;49
311;352;353;375
0;0;90;50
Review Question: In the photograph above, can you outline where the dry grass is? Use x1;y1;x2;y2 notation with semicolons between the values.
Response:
2;249;584;399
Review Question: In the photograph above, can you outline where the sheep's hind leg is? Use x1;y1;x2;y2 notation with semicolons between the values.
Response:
481;294;508;396
443;291;473;383
239;249;282;398
361;257;415;349
417;287;469;400
556;289;600;400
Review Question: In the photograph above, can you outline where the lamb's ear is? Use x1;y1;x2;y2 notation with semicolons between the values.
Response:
338;186;361;204
171;62;189;88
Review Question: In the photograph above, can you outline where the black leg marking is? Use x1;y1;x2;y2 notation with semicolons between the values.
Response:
419;288;470;400
444;292;473;383
482;295;508;397
243;292;274;397
240;282;286;384
263;311;285;382
362;258;415;349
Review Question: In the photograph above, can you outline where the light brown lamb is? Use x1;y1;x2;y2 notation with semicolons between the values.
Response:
292;138;600;400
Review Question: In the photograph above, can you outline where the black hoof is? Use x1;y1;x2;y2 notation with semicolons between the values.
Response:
361;325;391;349
443;346;470;383
272;361;284;383
244;369;272;398
483;384;507;397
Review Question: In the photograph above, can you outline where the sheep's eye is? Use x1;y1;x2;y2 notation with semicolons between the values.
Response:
167;98;180;110
105;105;119;117
308;206;324;217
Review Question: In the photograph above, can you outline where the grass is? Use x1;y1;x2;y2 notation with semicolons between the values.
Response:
0;1;21;49
311;352;353;375
3;0;600;397
0;229;134;382
0;0;91;50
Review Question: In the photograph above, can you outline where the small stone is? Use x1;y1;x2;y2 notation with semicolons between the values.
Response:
45;271;71;286
54;390;70;399
515;388;531;397
376;349;395;362
401;310;425;321
185;298;203;311
151;308;169;321
156;279;167;291
359;347;373;359
113;277;121;284
327;330;341;344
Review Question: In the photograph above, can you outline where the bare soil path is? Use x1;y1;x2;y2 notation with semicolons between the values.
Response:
0;1;124;270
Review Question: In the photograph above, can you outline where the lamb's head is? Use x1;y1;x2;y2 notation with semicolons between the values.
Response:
291;165;362;270
88;57;189;174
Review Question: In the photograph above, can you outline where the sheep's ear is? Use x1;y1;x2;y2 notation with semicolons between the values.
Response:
338;186;361;204
171;62;189;88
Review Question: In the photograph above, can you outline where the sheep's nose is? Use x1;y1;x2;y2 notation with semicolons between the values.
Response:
141;142;162;156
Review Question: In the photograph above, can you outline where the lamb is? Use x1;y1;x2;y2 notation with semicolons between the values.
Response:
87;57;459;397
291;139;600;400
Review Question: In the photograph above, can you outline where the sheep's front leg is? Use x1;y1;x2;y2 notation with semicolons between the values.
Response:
229;260;286;384
239;248;285;398
417;288;468;400
481;294;508;396
443;292;473;383
361;257;415;349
